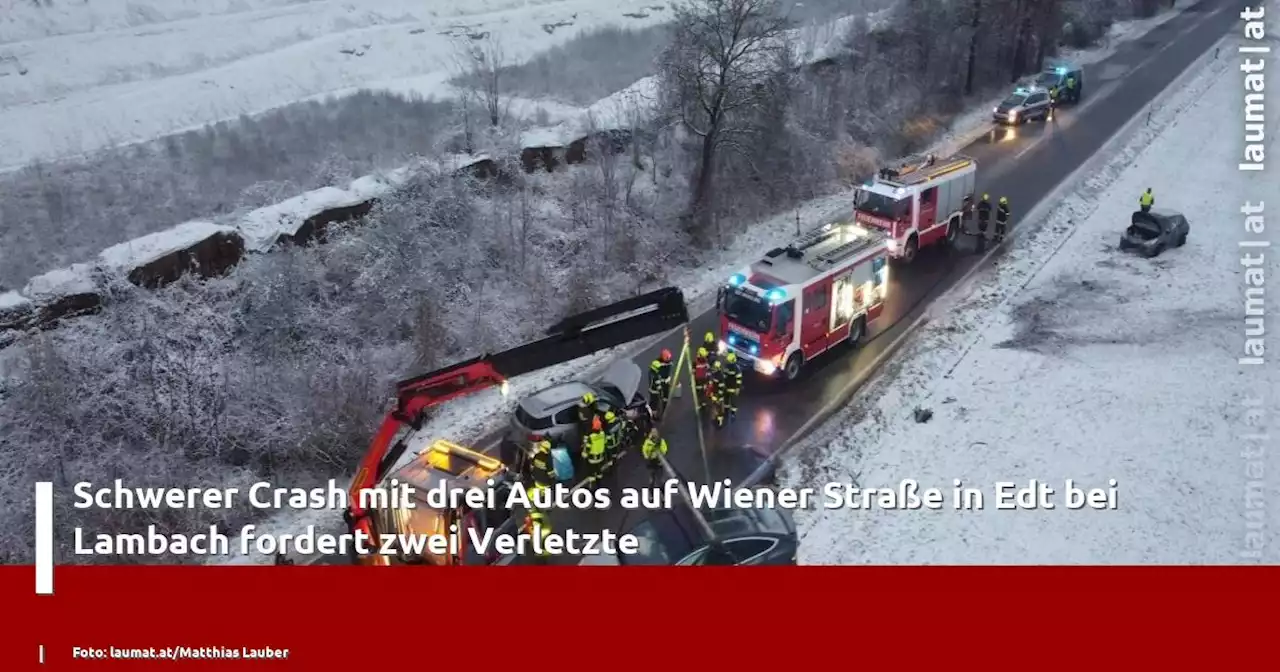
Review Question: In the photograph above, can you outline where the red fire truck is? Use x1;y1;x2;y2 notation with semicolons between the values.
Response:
853;153;977;263
717;221;890;381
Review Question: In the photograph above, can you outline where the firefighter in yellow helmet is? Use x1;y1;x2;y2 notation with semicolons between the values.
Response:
694;346;712;408
581;415;608;487
576;391;599;436
714;352;743;428
641;428;668;485
527;433;556;488
1139;188;1154;213
523;508;552;563
648;348;674;419
995;196;1010;243
976;193;992;243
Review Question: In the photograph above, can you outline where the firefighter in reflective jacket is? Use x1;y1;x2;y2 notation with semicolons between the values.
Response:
581;415;608;486
694;347;712;405
577;392;599;435
976;194;992;238
713;355;743;427
1139;188;1154;213
649;349;674;419
641;428;668;484
523;508;552;562
603;410;627;467
528;434;556;488
995;197;1010;242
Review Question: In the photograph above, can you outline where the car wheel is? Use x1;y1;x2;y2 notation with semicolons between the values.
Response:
945;218;960;247
783;353;804;381
1177;232;1187;247
901;234;919;263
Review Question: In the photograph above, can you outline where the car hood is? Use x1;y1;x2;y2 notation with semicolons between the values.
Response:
996;101;1019;113
598;359;642;404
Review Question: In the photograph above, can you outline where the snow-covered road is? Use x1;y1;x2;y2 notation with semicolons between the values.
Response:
787;25;1279;564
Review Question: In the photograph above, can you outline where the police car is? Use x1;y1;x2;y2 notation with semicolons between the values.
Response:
1035;63;1083;104
992;86;1053;125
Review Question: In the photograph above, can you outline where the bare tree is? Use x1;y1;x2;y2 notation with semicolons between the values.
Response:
461;36;507;127
658;0;789;243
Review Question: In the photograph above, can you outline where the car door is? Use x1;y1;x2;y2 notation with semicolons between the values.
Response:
1027;91;1049;117
918;186;938;231
800;283;830;359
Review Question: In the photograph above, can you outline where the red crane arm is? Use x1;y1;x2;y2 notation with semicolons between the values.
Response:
344;287;690;545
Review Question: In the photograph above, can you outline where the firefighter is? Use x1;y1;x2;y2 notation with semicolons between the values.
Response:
716;352;743;427
1139;188;1154;213
976;193;992;249
694;346;711;395
581;415;608;486
648;349;674;419
1065;74;1078;102
603;410;627;467
703;330;718;352
577;392;599;436
641;428;668;485
528;434;556;488
995;196;1010;243
523;509;552;563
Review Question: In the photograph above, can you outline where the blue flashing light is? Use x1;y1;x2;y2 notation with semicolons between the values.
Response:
1014;87;1027;94
728;334;737;345
1055;67;1066;74
765;288;786;303
749;344;758;355
728;273;746;287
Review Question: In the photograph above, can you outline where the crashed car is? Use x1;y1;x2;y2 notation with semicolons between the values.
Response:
1119;209;1190;258
579;502;799;566
501;359;652;480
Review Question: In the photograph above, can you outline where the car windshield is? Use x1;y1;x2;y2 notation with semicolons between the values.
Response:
855;189;908;219
1002;93;1028;106
1036;72;1062;87
621;513;698;565
723;288;772;333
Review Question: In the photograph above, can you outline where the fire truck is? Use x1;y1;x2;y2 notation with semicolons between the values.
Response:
853;153;977;264
716;220;889;381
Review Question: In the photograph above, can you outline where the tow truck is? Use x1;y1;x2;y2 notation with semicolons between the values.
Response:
344;287;690;565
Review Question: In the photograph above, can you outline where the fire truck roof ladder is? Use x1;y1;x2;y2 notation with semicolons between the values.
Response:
878;154;974;187
807;232;882;271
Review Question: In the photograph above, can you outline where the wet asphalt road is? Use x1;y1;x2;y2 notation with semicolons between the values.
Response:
313;0;1242;565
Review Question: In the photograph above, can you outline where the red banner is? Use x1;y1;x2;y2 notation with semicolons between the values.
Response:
5;566;1276;669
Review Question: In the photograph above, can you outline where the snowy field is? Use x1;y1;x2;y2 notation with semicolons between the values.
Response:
786;28;1279;564
0;0;677;169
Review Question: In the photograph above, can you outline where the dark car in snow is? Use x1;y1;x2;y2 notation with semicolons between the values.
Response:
580;500;798;566
1119;209;1190;258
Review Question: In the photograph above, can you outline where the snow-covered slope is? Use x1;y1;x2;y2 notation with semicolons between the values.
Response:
787;30;1279;564
0;0;670;169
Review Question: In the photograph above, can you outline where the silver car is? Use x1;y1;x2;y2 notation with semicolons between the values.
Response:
503;359;646;453
992;87;1052;125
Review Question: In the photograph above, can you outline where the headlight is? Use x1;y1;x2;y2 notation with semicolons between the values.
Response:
717;340;728;354
1009;110;1018;121
993;107;999;114
758;360;777;375
886;239;899;252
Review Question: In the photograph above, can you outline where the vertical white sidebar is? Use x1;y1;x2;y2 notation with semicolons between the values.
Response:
35;481;53;595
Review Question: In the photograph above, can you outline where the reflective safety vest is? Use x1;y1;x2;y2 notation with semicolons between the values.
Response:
649;360;673;387
524;514;551;556
642;436;668;461
583;431;607;464
1140;192;1154;207
530;441;553;483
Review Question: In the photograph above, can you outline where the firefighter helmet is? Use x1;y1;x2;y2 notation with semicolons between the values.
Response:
982;193;989;200
660;349;672;362
999;196;1008;205
591;416;602;432
712;360;722;370
581;392;596;406
697;347;708;358
605;411;616;423
704;331;716;344
725;352;737;364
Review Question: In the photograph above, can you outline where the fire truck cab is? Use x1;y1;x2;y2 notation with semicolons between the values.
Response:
853;154;977;264
370;439;516;566
717;221;889;381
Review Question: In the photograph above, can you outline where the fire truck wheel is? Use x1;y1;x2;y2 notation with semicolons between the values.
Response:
846;317;866;348
783;353;804;381
901;235;919;263
945;218;959;246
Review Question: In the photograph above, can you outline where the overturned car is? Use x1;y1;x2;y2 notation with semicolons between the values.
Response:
1119;209;1189;258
